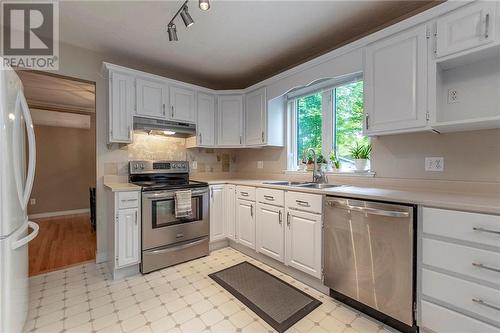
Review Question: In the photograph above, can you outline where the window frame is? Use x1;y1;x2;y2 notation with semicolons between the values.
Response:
286;73;365;171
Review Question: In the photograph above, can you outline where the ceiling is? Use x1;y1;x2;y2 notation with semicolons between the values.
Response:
59;1;440;89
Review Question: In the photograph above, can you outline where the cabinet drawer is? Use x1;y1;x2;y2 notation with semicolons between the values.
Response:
421;300;499;333
422;269;500;325
236;186;256;201
423;238;500;286
423;208;500;248
285;191;322;214
257;188;284;206
118;191;140;209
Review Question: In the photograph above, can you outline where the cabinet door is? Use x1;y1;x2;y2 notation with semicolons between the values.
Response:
109;71;133;143
136;77;168;119
170;86;196;123
218;95;243;146
197;93;216;146
224;185;236;241
209;185;225;242
256;203;284;262
236;199;255;249
245;87;266;145
436;1;496;58
364;24;428;135
116;208;140;268
285;209;322;278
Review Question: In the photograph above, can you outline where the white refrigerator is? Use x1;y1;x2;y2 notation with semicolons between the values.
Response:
0;62;39;333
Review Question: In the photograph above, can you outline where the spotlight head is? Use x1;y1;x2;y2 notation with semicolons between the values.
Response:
199;0;210;11
167;24;178;41
180;6;194;28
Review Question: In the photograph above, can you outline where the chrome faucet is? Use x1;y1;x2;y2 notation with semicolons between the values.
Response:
303;148;328;184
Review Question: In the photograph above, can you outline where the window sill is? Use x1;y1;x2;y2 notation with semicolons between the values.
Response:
283;170;375;177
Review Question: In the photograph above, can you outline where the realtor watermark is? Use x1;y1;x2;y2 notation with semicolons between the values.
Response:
1;1;59;70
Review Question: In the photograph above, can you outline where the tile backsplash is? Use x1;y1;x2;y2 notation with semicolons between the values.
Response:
103;132;237;176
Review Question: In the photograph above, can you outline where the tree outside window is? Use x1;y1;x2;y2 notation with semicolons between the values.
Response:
296;93;322;165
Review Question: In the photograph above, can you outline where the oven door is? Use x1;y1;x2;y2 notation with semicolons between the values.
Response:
142;187;209;251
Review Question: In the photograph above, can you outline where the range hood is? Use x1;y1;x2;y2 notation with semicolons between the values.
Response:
133;116;196;138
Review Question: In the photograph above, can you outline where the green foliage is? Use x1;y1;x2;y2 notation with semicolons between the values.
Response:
329;150;341;169
297;93;322;165
349;142;372;160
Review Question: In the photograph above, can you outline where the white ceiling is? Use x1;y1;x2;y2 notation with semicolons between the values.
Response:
59;1;437;89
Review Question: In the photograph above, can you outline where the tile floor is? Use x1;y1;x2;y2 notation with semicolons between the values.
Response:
25;247;395;333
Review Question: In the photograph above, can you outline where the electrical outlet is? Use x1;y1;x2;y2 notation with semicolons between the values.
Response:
191;161;197;170
30;198;36;205
447;89;458;104
257;161;264;169
425;157;444;172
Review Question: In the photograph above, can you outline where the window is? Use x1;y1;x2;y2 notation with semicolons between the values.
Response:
288;77;368;171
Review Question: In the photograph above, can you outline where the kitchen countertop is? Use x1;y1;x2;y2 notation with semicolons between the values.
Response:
197;179;500;215
104;182;141;192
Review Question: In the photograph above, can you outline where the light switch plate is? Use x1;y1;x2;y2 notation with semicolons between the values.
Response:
191;161;197;170
425;157;444;172
257;161;264;169
30;198;36;205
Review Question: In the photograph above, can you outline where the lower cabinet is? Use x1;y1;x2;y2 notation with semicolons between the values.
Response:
237;198;256;249
256;203;284;262
285;208;322;279
116;208;140;268
209;185;225;242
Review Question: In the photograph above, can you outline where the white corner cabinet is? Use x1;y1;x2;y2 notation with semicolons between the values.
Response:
105;189;141;279
217;94;244;146
419;207;500;332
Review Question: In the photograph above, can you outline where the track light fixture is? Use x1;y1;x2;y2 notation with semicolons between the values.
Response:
167;0;210;41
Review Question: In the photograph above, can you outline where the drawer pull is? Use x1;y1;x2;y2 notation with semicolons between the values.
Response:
241;192;249;197
473;227;500;235
263;195;274;201
472;298;500;312
121;199;137;202
296;200;310;207
472;262;500;273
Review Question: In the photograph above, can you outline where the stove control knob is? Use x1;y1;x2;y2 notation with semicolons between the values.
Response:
140;163;145;170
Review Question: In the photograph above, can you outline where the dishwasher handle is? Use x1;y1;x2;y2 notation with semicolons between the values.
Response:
326;199;410;218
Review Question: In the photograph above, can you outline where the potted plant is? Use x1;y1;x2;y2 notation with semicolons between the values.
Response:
329;150;341;171
316;153;327;171
350;142;372;172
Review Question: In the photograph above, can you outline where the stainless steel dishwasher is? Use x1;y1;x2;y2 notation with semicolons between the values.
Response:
323;196;417;333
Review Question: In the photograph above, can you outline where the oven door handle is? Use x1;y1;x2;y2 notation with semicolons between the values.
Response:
143;189;207;200
144;238;207;255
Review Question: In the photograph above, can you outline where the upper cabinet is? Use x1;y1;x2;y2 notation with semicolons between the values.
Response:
196;92;216;146
108;70;134;144
169;86;196;123
436;1;497;58
218;95;244;146
364;24;429;135
245;87;266;145
135;77;168;119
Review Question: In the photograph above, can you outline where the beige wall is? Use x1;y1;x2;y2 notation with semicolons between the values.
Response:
28;125;94;215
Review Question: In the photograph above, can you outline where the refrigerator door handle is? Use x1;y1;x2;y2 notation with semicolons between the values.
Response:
14;90;36;209
11;221;39;250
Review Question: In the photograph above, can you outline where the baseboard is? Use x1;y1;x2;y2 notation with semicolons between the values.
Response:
95;251;107;264
209;239;229;251
28;209;90;220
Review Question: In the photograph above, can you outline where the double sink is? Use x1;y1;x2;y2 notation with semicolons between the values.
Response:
262;181;345;189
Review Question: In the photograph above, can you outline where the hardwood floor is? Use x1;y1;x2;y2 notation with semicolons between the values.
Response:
29;213;96;276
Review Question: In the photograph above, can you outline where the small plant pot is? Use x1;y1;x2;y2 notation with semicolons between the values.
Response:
355;159;368;172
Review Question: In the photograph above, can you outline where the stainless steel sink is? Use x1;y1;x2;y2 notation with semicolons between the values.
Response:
262;181;308;186
293;183;345;189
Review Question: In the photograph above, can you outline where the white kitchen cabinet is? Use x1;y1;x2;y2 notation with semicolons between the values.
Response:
245;87;266;145
197;93;216;146
135;77;168;119
169;86;196;123
285;209;322;279
436;1;497;58
108;70;134;143
225;185;236;241
237;198;256;249
364;24;428;135
218;95;244;146
116;208;140;268
209;185;225;242
256;203;284;262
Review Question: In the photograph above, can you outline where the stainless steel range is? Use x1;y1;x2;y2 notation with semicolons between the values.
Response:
129;160;209;274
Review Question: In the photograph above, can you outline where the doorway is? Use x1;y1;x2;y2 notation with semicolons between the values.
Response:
16;70;97;276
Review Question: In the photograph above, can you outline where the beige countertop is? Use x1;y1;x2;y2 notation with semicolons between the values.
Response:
197;179;500;215
104;182;141;192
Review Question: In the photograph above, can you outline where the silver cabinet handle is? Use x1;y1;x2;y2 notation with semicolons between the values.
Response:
210;187;213;198
240;192;249;197
121;199;137;202
472;262;500;273
199;132;202;144
278;210;282;225
128;126;131;139
162;103;166;116
286;211;290;227
296;200;310;207
485;13;490;39
264;195;274;201
250;204;253;217
365;113;369;130
171;105;175;118
472;298;500;312
134;210;138;225
261;131;265;143
473;227;500;235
